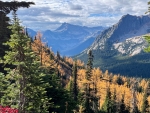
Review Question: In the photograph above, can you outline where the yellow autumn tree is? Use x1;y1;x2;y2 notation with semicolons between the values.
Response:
32;32;56;68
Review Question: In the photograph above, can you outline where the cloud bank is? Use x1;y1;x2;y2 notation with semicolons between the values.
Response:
4;0;150;30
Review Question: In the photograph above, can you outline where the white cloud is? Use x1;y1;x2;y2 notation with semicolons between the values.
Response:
3;0;150;30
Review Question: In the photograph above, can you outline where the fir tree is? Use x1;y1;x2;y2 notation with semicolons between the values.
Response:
0;1;34;73
0;73;8;100
0;12;49;113
86;50;93;81
72;60;78;101
84;50;94;113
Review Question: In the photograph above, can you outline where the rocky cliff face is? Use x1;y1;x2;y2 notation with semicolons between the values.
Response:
88;14;150;52
113;35;148;56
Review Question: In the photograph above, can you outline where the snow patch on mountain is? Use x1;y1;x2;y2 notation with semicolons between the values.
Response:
118;46;126;54
113;35;148;56
113;43;122;49
130;47;143;56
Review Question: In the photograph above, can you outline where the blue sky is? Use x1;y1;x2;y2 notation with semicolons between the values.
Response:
4;0;150;31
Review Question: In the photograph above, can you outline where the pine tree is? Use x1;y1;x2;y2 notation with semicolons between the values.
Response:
86;50;93;81
0;12;49;113
84;50;94;113
72;60;78;101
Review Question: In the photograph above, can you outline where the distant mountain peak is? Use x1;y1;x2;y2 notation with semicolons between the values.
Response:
55;22;77;32
121;13;133;18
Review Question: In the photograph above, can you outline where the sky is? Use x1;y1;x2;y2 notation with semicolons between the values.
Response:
3;0;150;31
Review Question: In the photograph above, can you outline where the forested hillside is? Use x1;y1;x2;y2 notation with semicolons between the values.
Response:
0;1;150;113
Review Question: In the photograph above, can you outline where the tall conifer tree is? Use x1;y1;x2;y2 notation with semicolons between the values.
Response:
0;1;34;73
72;60;78;101
84;50;94;113
101;87;112;113
0;12;49;113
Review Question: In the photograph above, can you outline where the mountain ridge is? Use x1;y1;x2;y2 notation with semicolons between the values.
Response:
27;23;106;56
75;14;150;78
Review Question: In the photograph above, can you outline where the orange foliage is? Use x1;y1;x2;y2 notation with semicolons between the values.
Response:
32;32;56;68
76;67;150;111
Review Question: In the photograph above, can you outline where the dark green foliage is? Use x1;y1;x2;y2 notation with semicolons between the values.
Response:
116;76;124;85
146;1;150;16
83;50;95;113
72;60;78;101
47;85;76;113
0;1;34;73
86;50;93;80
0;1;34;13
101;87;112;113
0;73;8;100
0;14;49;112
112;89;117;113
84;84;92;113
119;94;126;113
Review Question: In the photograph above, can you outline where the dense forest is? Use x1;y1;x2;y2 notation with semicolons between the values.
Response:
0;1;150;113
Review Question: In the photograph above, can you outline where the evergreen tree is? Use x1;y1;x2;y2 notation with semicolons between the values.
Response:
0;13;49;112
119;93;126;113
0;73;8;100
146;1;150;14
112;88;117;113
84;50;94;113
0;1;34;73
86;50;93;80
101;87;112;113
72;60;78;101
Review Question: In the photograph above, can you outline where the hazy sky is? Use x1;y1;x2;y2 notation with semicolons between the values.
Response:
4;0;150;31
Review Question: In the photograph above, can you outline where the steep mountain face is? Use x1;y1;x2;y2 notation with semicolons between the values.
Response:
89;14;150;51
27;23;105;56
76;14;150;78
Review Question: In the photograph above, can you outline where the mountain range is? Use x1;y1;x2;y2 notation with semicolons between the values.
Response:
27;14;150;78
76;14;150;78
27;23;106;56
